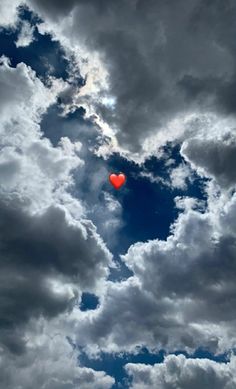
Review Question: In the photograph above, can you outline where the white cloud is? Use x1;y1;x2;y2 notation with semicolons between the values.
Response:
0;318;114;389
73;184;236;355
0;57;80;212
1;2;236;386
0;0;22;27
15;20;35;47
169;163;192;190
0;57;113;385
126;354;236;389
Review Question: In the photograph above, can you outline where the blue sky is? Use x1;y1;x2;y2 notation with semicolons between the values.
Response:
79;348;229;389
0;7;70;81
0;2;236;389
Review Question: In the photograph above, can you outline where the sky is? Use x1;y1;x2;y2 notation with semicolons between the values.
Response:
0;1;236;388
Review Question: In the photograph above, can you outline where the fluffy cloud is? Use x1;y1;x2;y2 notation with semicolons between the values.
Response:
74;184;236;354
1;1;236;386
0;58;111;372
2;1;236;159
20;0;236;158
126;354;236;389
169;163;192;190
0;200;112;353
0;0;22;27
0;56;83;211
182;133;236;189
15;20;35;47
0;55;53;119
0;318;114;389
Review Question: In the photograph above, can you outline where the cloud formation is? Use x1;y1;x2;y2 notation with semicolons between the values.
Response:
182;133;236;189
1;1;236;387
0;0;22;26
126;354;236;389
0;318;114;389
0;55;113;384
74;185;236;354
23;0;236;157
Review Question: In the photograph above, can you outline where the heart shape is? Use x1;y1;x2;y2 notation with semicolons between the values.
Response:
109;173;126;190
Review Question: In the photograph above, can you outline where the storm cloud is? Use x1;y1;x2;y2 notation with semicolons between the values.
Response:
25;0;236;156
0;54;111;371
1;1;236;387
182;133;236;188
74;188;236;354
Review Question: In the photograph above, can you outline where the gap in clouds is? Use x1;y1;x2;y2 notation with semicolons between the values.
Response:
78;347;229;389
80;292;99;311
41;100;208;254
40;97;208;283
106;146;207;253
0;5;73;82
40;96;208;283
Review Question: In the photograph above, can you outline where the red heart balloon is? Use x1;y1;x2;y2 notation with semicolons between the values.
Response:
109;173;126;190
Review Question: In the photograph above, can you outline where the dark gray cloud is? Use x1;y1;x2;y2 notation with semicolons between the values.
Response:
30;0;77;18
182;134;236;188
0;50;114;387
0;200;111;354
74;191;236;354
22;0;236;357
2;1;236;386
28;0;236;153
0;57;111;360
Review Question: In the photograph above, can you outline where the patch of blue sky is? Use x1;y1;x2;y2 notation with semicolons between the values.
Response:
78;347;229;389
0;6;74;82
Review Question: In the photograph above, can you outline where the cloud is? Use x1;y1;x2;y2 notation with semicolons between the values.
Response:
0;318;114;389
1;1;236;386
30;0;77;19
0;55;59;122
0;56;80;210
20;0;236;158
15;20;35;47
0;56;112;384
0;200;111;353
126;354;236;389
181;132;236;189
73;185;236;354
0;0;22;27
169;163;192;190
0;53;114;386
